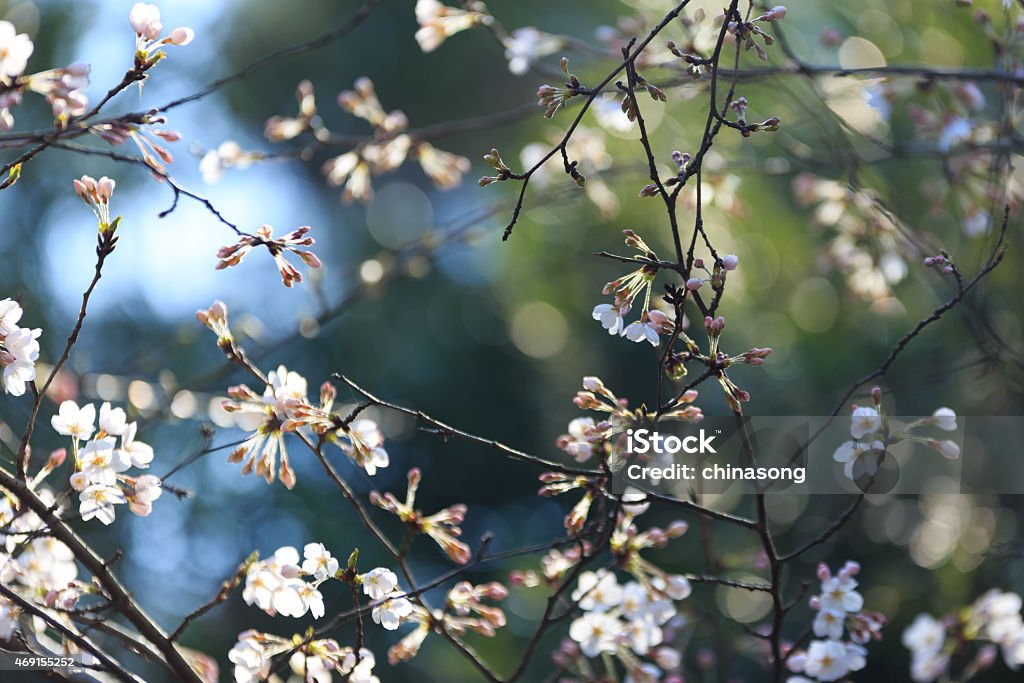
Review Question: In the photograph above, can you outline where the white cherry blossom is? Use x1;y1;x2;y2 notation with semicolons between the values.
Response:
572;570;623;612
361;567;399;600
302;543;339;580
51;401;96;441
79;484;127;525
849;406;880;439
568;611;621;657
0;21;33;80
99;402;128;436
372;591;414;630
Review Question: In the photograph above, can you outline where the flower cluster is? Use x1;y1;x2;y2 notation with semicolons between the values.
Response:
557;376;702;476
221;365;308;489
128;3;194;66
787;561;884;682
229;630;380;683
832;393;961;483
387;579;507;665
259;78;471;203
414;0;491;53
0;486;85;646
521;501;691;680
726;5;787;62
92;115;182;176
243;545;328;619
216;225;321;288
72;175;120;233
199;308;397;487
0;20;90;129
903;589;1024;681
0;299;41;397
50;400;160;524
537;57;587;119
370;468;471;564
592;231;672;346
323;78;470;202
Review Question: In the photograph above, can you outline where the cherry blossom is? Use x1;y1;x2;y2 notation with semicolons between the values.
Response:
802;639;865;681
302;543;339;580
569;611;622;657
0;21;33;80
414;0;490;53
361;567;399;600
73;175;118;232
372;591;414;630
849;406;880;439
51;401;97;442
98;402;128;437
216;225;322;288
1;319;41;396
331;418;390;476
126;474;162;516
79;484;127;525
371;468;471;564
572;570;623;613
129;3;194;65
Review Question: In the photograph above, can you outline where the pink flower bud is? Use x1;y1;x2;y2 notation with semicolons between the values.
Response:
96;176;115;201
667;520;689;537
839;560;860;578
686;278;703;291
167;27;195;46
761;6;787;21
49;448;67;468
722;254;739;270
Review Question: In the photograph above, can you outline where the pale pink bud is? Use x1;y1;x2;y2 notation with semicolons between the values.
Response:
129;2;163;40
686;277;703;291
839;560;860;578
96;176;115;201
722;254;739;270
654;646;681;670
667;520;689;537
976;644;999;669
49;448;67;468
760;6;787;21
66;62;91;77
167;27;194;46
928;438;961;460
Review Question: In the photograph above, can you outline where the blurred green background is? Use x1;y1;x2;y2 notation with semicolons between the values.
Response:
2;0;1023;680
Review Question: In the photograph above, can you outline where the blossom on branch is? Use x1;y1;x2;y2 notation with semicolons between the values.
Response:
371;468;471;564
0;299;41;397
216;225;321;288
414;0;491;53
